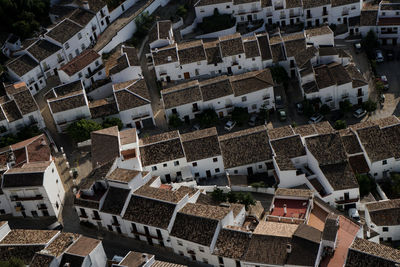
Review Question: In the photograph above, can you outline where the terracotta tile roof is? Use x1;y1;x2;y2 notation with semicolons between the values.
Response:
294;124;317;137
219;125;273;169
152;45;178;65
315;65;335;89
66;236;100;256
152;260;187;267
340;132;362;155
60;49;100;76
348;154;370;174
123;195;176;229
366;199;400;226
46;19;83;44
271;135;306;159
322;214;339;241
42;232;80;257
30;253;54;267
3;171;44;188
302;0;330;9
295;46;317;68
122;46;140;66
7;54;39;77
181;127;221;162
375;116;400;128
305;133;347;165
149;20;172;43
161;80;201;109
139;131;184;166
114;79;151;111
270;43;286;62
244;234;290;265
27;39;62;62
171;212;219;246
360;10;378;26
286;0;302;8
254;221;298;237
275;188;313;198
91;126;120;168
256;33;272;61
89;98;118;119
0;245;45;265
59;253;84;266
200;76;233;101
219;34;244;57
331;0;359;7
230;69;274;96
119;128;137;145
0;229;58;245
195;0;231;6
268;125;295;140
283;35;306;58
118;251;149;267
68;8;95;26
328;62;352;86
214;228;251;259
177;40;206;64
180;203;231;220
48;80;83;100
78;161;113;190
287;225;321;266
243;39;261;58
320;162;358;190
101;186;131;215
204;41;223;64
346;238;400;266
49;93;87;113
314;121;334;134
13;89;39;115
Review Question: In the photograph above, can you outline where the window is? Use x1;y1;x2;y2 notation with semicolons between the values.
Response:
387;237;392;242
78;72;83;78
195;172;200;177
192;162;197;167
95;60;99;67
383;227;389;232
75;49;80;56
218;257;224;264
81;43;85;50
337;18;341;22
174;160;180;166
176;171;182;177
382;12;386;16
252;104;257;110
215;168;220;173
199;246;204;252
163;163;167;167
258;165;262;169
68;54;73;60
179;251;184;256
382;160;387;165
65;42;70;49
213;158;218;162
172;108;177;114
226;5;230;8
234;170;238;174
203;258;208;264
242;96;247;102
56;202;59;209
152;166;157;171
238;55;241;58
238;66;242;69
178;240;183;246
78;32;82;39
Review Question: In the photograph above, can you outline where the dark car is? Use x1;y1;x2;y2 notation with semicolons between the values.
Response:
387;50;394;61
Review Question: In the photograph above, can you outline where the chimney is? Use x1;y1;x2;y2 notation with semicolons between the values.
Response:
142;254;149;262
40;138;46;146
367;230;370;238
286;243;292;254
283;204;287;215
82;1;90;10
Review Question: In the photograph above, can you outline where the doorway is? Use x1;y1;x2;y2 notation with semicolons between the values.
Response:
206;170;211;178
219;111;224;118
184;115;190;124
165;174;171;183
184;72;190;79
227;67;232;75
247;167;253;176
247;14;252;21
135;121;142;129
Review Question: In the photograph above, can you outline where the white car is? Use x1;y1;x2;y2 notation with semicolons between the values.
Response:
376;50;384;62
308;114;323;124
224;120;236;131
348;208;360;222
353;108;367;118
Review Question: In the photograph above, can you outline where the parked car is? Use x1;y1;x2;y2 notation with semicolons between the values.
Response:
224;120;236;131
387;49;394;61
248;114;257;126
275;95;285;109
278;110;287;121
296;102;304;114
354;42;362;53
348;208;360;222
376;50;384;62
308;113;324;124
380;75;389;90
353;108;367;118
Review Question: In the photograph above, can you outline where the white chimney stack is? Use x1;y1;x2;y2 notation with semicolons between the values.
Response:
286;244;292;254
83;1;90;10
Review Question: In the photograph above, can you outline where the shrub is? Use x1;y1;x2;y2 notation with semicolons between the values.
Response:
67;119;102;143
232;107;249;126
334;120;347;130
319;104;331;116
211;188;226;202
362;30;379;60
198;109;218;128
177;5;188;18
168;114;183;128
102;117;123;130
357;174;376;197
198;14;236;34
362;99;377;113
375;80;385;93
0;257;24;267
270;65;289;88
339;99;352;114
303;99;315;117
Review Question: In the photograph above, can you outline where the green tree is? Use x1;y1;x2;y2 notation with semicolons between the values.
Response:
334;120;347;130
362;30;379;60
339;100;352;114
375;80;385;94
319;104;331;116
270;65;289;88
168;114;183;128
102;117;123;130
231;107;249;126
0;257;24;267
211;188;226;202
303;99;315;117
198;109;218;128
356;174;376;197
226;191;238;203
237;192;256;210
16;125;41;141
362;99;377;113
177;5;188;18
391;173;400;197
134;11;154;38
67;119;102;143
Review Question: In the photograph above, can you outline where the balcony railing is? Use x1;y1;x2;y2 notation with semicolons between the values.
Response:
10;195;43;201
92;215;101;221
335;197;359;204
131;229;162;240
112;220;120;226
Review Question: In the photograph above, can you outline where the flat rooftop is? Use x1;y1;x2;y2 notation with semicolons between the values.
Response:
270;199;309;220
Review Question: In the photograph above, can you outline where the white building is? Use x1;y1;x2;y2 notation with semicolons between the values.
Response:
109;45;142;83
2;134;65;218
47;80;91;133
149;20;175;50
113;79;154;129
58;49;105;89
161;69;275;122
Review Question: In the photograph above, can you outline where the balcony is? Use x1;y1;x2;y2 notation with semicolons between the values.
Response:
112;220;120;226
37;204;47;210
266;12;272;17
280;14;286;19
381;30;398;35
131;112;150;120
10;195;43;201
232;61;239;66
187;249;196;255
289;12;299;18
92;215;102;221
85;65;104;79
79;213;88;219
335;197;359;204
37;73;44;80
58;57;65;63
192;106;200;112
